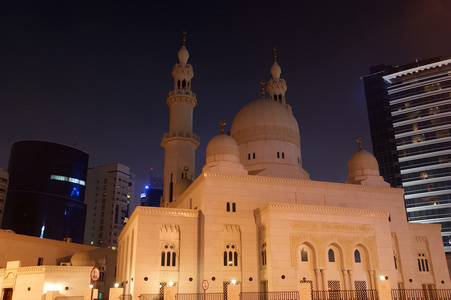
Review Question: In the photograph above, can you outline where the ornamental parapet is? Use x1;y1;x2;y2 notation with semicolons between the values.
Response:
168;89;196;98
161;130;200;145
173;63;193;72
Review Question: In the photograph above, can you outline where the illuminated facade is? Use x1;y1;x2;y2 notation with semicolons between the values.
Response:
1;140;88;243
84;163;134;249
363;57;451;252
116;41;450;298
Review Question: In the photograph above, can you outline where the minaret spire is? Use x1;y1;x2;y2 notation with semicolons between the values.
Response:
161;31;199;207
267;46;288;109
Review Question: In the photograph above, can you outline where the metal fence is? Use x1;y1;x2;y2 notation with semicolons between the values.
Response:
176;292;224;300
312;289;378;300
391;289;451;300
240;291;299;300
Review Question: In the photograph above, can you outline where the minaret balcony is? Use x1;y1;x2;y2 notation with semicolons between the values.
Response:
168;89;197;98
267;78;286;85
161;130;200;146
173;63;193;72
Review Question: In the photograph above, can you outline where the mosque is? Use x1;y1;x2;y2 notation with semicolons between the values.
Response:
116;34;451;298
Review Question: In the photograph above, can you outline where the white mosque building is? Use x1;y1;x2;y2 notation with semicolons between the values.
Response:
116;35;451;299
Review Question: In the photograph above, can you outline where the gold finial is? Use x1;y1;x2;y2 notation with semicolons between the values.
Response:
261;80;265;98
182;30;187;46
183;166;189;178
219;119;226;134
356;137;362;150
273;47;277;62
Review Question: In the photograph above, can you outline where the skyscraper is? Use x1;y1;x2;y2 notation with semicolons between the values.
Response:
1;141;88;243
84;163;134;248
363;57;451;251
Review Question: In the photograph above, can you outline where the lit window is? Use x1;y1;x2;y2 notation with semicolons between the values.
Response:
301;248;308;262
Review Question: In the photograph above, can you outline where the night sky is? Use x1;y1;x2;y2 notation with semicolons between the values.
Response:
2;1;451;196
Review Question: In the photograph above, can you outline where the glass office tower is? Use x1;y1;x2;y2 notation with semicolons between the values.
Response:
363;57;451;251
1;141;88;243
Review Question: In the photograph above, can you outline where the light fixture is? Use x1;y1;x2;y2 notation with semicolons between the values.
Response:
114;283;119;288
231;280;237;285
168;282;174;287
90;285;93;289
379;276;385;281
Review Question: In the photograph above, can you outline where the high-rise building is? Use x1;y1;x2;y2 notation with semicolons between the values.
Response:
0;168;8;225
363;57;451;251
1;141;88;243
140;176;163;207
84;163;134;249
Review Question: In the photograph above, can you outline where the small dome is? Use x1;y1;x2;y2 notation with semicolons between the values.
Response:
231;98;299;146
206;134;240;163
348;150;380;178
178;46;189;64
173;178;192;199
70;251;95;267
271;61;281;79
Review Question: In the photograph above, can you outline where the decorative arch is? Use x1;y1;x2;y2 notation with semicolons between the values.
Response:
326;243;345;291
297;243;317;289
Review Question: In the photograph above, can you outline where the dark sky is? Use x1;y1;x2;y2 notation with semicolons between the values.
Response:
1;1;451;195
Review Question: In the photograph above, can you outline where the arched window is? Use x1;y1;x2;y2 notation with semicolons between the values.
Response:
301;248;308;262
161;244;177;267
354;250;361;263
224;244;238;267
226;202;230;212
182;79;186;88
232;203;236;212
394;256;397;269
417;253;430;272
177;80;181;89
328;249;335;262
262;243;267;266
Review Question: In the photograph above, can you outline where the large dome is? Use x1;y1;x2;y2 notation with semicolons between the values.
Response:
230;98;300;147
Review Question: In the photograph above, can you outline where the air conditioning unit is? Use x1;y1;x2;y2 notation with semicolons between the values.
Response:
60;262;71;266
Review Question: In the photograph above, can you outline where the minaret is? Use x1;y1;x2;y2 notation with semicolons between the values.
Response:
267;47;290;110
161;31;199;206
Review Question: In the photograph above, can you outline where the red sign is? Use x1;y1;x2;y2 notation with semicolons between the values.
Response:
202;280;209;290
90;267;100;282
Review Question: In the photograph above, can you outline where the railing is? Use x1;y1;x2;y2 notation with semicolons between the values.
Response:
120;295;133;300
139;294;161;300
241;291;299;300
391;288;451;300
312;289;378;300
176;293;224;300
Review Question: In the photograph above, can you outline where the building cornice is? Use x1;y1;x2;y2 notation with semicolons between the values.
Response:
255;202;389;219
16;266;93;274
408;222;441;231
383;58;451;83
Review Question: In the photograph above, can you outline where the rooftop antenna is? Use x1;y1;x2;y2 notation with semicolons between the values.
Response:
261;80;265;98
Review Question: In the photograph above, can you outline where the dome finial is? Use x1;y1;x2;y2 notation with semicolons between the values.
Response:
356;137;362;150
219;119;226;134
261;80;266;99
182;30;187;46
273;46;277;62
